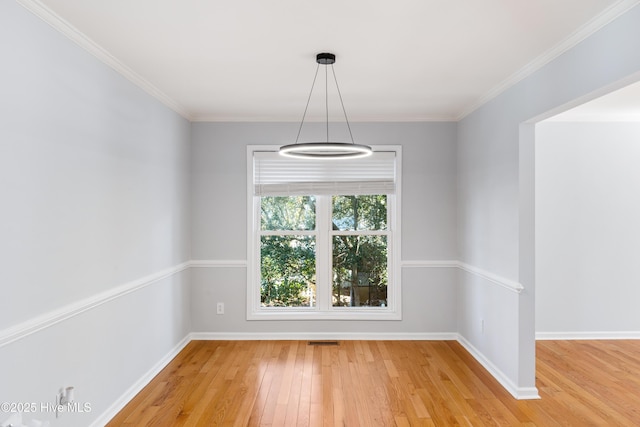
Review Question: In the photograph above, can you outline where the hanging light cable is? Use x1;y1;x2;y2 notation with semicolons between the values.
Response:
279;53;372;159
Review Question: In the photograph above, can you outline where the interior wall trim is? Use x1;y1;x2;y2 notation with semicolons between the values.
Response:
456;335;540;400
0;258;524;349
189;259;248;268
457;261;524;293
92;330;538;426
455;0;640;120
536;331;640;340
192;259;459;268
89;334;191;427
190;332;458;341
400;259;459;268
401;259;524;293
16;0;192;120
188;259;524;293
0;262;190;349
17;0;638;123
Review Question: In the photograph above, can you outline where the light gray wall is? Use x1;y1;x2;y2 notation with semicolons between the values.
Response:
0;2;191;426
536;122;640;335
457;4;640;395
4;0;640;419
190;122;459;334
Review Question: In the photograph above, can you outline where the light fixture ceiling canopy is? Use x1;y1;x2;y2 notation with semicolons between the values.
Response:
279;52;372;159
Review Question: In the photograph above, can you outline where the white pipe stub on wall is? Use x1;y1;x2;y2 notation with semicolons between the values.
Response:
0;412;50;427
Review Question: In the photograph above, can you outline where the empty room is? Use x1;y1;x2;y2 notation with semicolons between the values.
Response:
1;1;639;426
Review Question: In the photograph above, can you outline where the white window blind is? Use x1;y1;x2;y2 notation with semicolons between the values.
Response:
253;151;396;196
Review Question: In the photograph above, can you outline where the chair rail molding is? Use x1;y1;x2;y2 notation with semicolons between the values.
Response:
401;259;524;293
1;258;525;348
457;261;524;293
189;259;248;268
0;262;190;348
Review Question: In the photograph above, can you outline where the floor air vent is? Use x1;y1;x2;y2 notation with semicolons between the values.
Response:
308;341;339;346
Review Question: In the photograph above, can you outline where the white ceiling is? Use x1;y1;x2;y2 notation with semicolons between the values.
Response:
24;0;639;121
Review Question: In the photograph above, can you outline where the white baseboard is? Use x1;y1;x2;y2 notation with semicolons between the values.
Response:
90;335;191;427
456;335;540;400
187;332;542;399
95;331;541;425
536;331;640;340
189;331;458;341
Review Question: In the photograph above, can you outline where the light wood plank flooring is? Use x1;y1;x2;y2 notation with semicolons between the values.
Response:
107;340;640;426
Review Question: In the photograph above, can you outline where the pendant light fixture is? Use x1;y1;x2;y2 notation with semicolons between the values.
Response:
279;53;372;159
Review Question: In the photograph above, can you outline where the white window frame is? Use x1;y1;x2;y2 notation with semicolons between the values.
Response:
246;145;402;320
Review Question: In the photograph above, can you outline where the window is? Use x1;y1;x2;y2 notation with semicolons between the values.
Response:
247;145;401;320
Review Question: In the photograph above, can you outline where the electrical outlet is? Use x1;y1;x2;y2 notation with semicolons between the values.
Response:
481;318;485;334
216;302;224;315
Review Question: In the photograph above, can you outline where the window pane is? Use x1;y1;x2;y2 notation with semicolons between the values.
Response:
261;235;316;307
261;196;316;230
332;235;387;307
332;195;387;231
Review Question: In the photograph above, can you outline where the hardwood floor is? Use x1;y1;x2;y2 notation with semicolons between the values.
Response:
107;340;640;426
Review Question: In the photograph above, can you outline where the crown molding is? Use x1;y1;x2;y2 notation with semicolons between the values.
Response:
189;115;459;123
17;0;193;121
456;0;640;120
15;0;640;124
